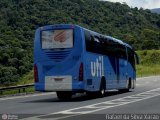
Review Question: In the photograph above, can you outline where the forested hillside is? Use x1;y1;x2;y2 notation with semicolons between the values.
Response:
0;0;160;85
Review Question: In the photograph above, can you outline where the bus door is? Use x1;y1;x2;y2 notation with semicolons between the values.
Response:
118;58;128;87
116;45;127;88
107;56;118;89
115;57;120;86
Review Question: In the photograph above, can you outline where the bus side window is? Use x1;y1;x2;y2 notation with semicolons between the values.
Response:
102;38;117;57
127;47;135;69
85;30;103;54
117;44;127;60
93;35;103;54
85;30;93;52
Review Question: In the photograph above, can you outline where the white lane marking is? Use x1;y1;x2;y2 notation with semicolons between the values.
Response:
136;84;140;86
153;79;158;82
145;81;150;84
0;92;55;101
24;88;160;120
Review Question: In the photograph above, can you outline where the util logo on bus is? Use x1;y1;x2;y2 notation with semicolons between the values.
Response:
91;56;104;77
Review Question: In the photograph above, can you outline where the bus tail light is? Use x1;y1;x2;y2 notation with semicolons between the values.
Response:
34;64;39;83
79;63;83;81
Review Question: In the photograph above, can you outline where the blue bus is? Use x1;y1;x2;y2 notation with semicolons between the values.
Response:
34;24;139;99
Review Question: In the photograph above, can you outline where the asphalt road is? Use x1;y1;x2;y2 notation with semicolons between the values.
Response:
0;76;160;120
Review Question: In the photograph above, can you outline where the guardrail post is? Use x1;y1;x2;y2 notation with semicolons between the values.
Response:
23;88;25;92
0;91;3;95
19;89;21;93
0;84;34;96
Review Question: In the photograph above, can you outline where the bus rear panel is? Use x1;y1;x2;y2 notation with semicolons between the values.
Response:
34;25;85;92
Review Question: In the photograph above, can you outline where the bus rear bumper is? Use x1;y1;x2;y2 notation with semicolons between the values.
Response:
35;82;84;92
72;82;84;91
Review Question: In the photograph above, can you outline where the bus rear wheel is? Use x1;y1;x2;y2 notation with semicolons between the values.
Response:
56;91;72;100
97;80;106;97
119;79;131;92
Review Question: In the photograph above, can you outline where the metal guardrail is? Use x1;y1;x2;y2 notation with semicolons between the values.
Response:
0;84;34;95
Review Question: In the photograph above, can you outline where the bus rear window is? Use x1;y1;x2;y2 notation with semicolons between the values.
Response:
42;29;73;49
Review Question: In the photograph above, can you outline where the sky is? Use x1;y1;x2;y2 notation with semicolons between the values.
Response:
103;0;160;9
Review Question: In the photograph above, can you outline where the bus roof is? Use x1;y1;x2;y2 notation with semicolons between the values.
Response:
82;27;133;50
105;36;133;49
39;24;133;50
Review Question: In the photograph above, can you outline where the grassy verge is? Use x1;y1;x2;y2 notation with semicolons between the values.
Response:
136;65;160;77
0;87;35;96
136;50;160;77
17;70;34;85
0;70;34;96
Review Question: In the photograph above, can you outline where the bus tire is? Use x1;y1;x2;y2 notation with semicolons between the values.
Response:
56;91;72;100
119;79;130;92
97;78;106;97
126;78;131;92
